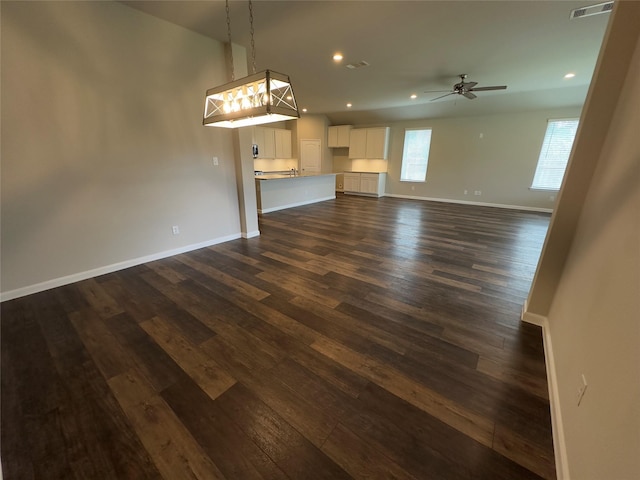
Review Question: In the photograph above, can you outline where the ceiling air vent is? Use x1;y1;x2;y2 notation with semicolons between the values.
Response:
570;1;613;19
345;61;370;69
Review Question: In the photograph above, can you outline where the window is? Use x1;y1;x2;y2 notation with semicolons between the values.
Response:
400;128;432;182
531;119;579;190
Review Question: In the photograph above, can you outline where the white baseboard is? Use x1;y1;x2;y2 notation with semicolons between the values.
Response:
258;195;336;214
384;193;553;213
242;230;261;239
0;233;242;302
522;304;569;480
521;304;547;327
344;192;385;198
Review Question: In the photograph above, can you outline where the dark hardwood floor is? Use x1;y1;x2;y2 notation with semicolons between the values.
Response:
1;195;555;479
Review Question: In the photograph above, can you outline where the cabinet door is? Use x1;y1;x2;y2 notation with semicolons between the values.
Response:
337;126;352;146
343;173;361;192
329;125;352;148
360;174;379;194
365;127;390;159
263;128;276;158
255;127;276;159
348;129;367;158
275;129;292;158
328;127;339;147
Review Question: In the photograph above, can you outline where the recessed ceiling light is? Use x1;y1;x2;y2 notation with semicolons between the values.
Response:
564;73;576;79
302;108;308;113
333;53;343;62
346;103;352;108
410;94;417;99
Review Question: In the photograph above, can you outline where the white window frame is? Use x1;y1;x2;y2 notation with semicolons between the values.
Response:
400;128;432;182
531;118;579;191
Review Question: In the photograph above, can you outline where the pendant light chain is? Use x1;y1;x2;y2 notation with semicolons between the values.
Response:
225;0;235;81
248;0;257;74
203;0;299;127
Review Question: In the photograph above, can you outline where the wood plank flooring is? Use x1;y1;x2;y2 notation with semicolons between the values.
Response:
1;195;555;479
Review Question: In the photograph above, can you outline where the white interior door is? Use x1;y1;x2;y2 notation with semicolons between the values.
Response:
300;139;321;174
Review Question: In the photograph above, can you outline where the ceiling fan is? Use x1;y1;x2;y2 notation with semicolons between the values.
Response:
426;74;507;101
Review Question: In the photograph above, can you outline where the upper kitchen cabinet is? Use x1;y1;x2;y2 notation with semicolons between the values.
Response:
254;127;292;159
328;125;352;147
274;129;292;159
348;127;390;159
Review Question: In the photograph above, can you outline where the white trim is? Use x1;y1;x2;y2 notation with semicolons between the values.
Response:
0;233;242;302
521;305;547;327
521;305;569;480
257;195;336;214
242;230;261;239
385;193;553;213
344;192;385;198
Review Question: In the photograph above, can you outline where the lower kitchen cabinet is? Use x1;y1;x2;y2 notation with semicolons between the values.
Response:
343;172;386;197
343;173;360;193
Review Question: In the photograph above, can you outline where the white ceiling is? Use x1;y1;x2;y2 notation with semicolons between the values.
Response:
122;0;611;124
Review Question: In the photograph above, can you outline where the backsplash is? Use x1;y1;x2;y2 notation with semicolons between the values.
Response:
351;158;388;172
254;158;298;172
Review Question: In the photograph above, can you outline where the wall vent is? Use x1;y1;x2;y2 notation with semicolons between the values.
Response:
570;1;613;19
345;61;370;70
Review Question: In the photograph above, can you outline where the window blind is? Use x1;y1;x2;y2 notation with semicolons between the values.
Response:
531;119;579;190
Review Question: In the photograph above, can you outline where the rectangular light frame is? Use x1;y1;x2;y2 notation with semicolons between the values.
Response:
203;70;299;128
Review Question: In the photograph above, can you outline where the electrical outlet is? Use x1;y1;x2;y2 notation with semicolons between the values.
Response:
474;190;482;196
172;225;180;235
577;374;588;406
338;183;343;189
464;190;468;195
212;156;219;166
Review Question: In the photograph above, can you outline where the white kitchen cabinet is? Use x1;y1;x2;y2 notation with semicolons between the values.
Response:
348;129;367;158
254;127;291;159
328;125;352;147
365;127;390;159
254;127;275;159
343;172;361;193
343;172;386;197
348;127;390;159
275;129;292;158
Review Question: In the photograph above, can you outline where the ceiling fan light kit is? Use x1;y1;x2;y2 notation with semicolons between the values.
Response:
203;0;299;128
427;74;507;102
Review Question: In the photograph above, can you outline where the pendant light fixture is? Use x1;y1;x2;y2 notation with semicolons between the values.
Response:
203;0;299;128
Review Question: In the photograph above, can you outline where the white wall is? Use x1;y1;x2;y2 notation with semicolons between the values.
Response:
522;3;640;478
1;1;242;298
535;4;640;478
385;108;582;210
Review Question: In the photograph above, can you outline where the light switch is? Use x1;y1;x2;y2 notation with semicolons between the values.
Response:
212;156;219;166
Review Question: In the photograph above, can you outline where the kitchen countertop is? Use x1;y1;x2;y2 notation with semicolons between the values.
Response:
344;171;388;174
255;173;337;180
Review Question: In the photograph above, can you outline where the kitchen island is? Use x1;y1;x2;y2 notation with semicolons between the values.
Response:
255;173;337;213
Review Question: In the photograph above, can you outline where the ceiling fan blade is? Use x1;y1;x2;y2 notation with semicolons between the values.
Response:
469;85;507;92
462;81;478;89
463;92;477;100
424;89;453;93
430;92;456;101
